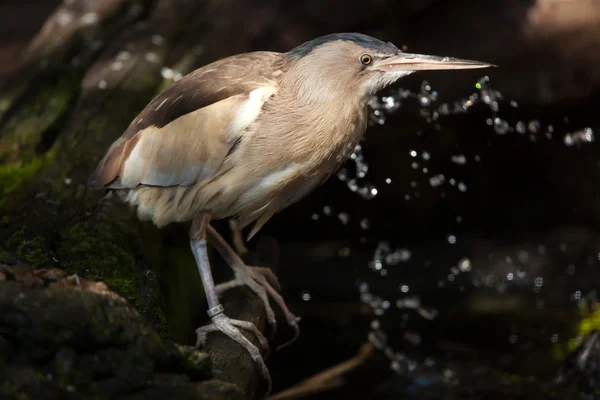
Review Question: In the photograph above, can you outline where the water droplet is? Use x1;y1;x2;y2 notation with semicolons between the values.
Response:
494;118;510;134
458;258;471;272
438;103;450;115
338;247;351;257
417;307;438;320
145;52;161;64
386;249;412;265
368;329;388;349
404;331;422;345
151;34;165;46
564;127;594;146
447;235;457;244
338;212;350;225
451;154;467;165
337;168;348;181
528;120;540;133
356;218;369;231
429;174;445;187
301;291;311;301
534;277;544;287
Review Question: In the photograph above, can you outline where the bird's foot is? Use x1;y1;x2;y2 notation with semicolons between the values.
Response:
196;310;272;395
215;265;300;349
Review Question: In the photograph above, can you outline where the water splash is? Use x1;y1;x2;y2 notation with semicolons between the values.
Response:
310;75;599;389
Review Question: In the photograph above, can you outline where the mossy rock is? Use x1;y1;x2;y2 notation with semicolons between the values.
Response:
0;265;217;400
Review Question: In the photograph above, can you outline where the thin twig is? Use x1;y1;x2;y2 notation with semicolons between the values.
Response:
266;342;374;400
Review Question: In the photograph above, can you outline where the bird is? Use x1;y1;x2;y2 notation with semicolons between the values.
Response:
88;32;494;396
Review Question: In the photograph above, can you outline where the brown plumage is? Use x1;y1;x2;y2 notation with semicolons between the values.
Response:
90;43;370;239
89;33;493;394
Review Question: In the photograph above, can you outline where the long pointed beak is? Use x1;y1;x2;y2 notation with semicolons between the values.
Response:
374;52;496;72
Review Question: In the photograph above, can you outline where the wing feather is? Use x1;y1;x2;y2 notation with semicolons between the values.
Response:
89;51;281;189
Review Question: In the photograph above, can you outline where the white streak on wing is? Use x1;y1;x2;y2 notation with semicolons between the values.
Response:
121;140;145;187
155;97;169;111
286;173;324;205
229;86;276;136
237;164;301;206
258;164;300;190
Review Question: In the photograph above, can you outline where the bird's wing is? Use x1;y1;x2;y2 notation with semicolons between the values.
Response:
89;51;281;189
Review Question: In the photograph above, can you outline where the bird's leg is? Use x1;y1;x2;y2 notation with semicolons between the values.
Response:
207;224;300;349
190;216;272;394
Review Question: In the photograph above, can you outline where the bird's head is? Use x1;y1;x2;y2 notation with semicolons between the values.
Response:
285;33;495;103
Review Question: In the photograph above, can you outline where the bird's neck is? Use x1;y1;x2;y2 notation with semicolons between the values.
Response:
280;61;361;105
260;81;368;169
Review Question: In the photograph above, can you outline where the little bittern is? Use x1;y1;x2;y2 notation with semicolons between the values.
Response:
89;32;493;395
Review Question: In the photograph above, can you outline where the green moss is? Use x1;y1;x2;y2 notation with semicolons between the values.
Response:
103;277;138;303
1;226;53;266
0;74;79;164
0;82;25;123
20;236;51;266
172;344;212;380
0;153;54;207
59;221;138;304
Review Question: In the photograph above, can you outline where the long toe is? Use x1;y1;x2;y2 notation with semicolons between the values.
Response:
228;319;270;357
247;266;281;292
251;272;301;347
214;274;278;337
211;313;272;397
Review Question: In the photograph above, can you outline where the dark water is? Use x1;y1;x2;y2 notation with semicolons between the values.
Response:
259;76;600;399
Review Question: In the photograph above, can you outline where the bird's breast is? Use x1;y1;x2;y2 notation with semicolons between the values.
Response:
212;98;368;217
322;102;368;168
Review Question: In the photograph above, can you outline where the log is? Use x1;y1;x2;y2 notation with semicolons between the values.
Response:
0;0;270;398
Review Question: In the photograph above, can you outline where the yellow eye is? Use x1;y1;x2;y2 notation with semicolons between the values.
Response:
359;53;373;65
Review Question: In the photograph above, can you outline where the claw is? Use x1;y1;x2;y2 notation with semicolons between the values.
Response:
196;313;272;396
207;224;301;350
251;273;301;350
215;270;278;340
215;265;301;345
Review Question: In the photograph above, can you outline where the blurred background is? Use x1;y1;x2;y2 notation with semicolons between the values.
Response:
1;0;600;399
